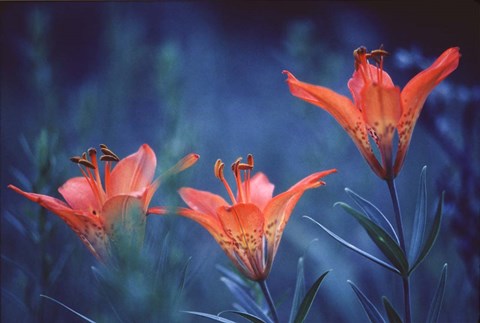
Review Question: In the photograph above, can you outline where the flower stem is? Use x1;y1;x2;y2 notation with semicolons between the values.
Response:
386;179;406;252
386;178;411;323
259;279;279;323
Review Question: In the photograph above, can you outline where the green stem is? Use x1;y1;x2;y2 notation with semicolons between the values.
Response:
386;179;406;253
386;179;411;323
259;279;279;323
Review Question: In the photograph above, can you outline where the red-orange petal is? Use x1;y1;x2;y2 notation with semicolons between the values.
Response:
178;187;229;216
58;177;101;213
217;203;265;280
362;84;402;177
284;70;384;177
245;172;274;211
8;184;108;261
395;47;460;176
108;144;157;197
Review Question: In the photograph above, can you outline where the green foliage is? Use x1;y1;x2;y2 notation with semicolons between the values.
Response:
382;296;402;323
348;281;386;323
426;264;448;323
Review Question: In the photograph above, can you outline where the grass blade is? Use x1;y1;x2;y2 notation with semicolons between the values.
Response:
40;294;96;323
345;188;399;244
289;257;306;323
348;281;386;323
382;296;402;323
408;166;427;264
336;203;408;275
293;270;330;323
409;193;444;274
304;216;400;274
426;264;448;323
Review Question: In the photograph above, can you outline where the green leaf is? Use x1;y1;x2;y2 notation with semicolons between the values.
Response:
426;264;448;323
182;311;238;323
408;166;427;264
289;257;306;323
40;294;96;323
336;203;409;275
348;281;386;323
220;276;272;322
409;192;444;274
293;269;330;323
304;216;400;274
382;296;402;323
220;310;267;323
345;188;399;244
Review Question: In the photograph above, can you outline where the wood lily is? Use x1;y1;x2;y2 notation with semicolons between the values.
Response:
9;144;198;263
284;47;460;179
177;154;336;281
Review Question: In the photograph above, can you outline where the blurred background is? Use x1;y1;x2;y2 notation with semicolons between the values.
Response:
1;2;479;322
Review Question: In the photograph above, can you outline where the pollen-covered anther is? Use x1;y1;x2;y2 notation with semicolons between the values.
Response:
214;159;225;180
100;155;120;162
78;158;96;169
70;156;82;164
99;144;120;161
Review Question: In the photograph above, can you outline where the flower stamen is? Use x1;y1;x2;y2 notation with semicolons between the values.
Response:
214;159;236;204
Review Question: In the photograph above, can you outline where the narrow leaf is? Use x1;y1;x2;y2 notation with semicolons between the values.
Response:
408;166;427;264
345;188;399;244
348;281;386;323
409;193;444;274
289;257;306;323
336;203;408;275
220;310;266;323
382;296;402;323
293;270;330;323
304;216;400;274
220;276;272;323
182;311;237;323
426;264;448;323
40;294;96;323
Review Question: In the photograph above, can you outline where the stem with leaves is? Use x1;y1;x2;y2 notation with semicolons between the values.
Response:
259;280;279;323
386;179;411;323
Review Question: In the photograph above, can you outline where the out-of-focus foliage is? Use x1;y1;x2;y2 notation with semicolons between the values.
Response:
1;2;478;322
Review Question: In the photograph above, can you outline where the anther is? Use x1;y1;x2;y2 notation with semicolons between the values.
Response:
88;148;97;156
70;156;82;164
214;159;225;180
100;155;120;162
100;144;120;161
78;158;96;169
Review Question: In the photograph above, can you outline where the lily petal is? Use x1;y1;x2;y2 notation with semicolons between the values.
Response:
246;172;274;211
395;47;460;175
362;84;402;177
285;70;384;177
8;184;109;261
178;187;229;216
263;169;336;266
102;195;146;256
217;203;265;280
108;144;157;197
58;177;101;213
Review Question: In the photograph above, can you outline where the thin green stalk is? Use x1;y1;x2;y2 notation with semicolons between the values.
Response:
386;178;411;323
259;279;279;323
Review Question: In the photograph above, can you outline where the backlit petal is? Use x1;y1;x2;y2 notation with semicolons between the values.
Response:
362;84;402;177
217;203;265;280
285;70;383;177
102;195;146;256
395;47;460;175
109;144;157;197
8;184;109;261
263;169;336;267
178;187;229;216
246;172;274;211
58;177;101;213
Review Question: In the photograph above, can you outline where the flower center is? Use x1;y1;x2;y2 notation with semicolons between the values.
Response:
214;154;254;204
353;46;390;85
70;144;119;207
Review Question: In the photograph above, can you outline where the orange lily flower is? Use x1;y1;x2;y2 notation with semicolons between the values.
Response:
284;47;460;179
177;155;336;281
8;144;199;263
